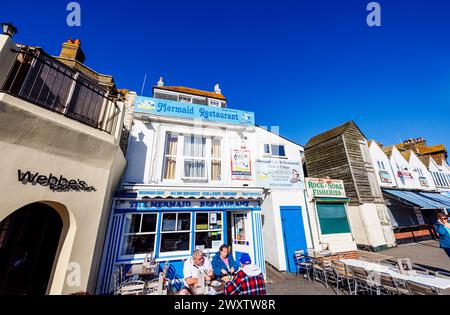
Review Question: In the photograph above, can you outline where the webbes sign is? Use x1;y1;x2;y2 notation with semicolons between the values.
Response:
18;170;97;192
134;96;255;126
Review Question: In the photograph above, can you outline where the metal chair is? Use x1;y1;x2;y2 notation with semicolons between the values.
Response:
112;265;124;295
145;272;166;295
294;250;313;281
350;266;377;295
329;260;352;292
116;279;146;295
312;257;333;288
406;280;440;295
373;272;408;295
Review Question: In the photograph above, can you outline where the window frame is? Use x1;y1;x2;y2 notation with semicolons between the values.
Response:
159;212;192;257
162;132;179;180
178;95;193;103
182;135;208;181
161;132;224;183
210;137;223;182
316;203;352;235
263;144;287;158
119;212;159;260
194;212;224;251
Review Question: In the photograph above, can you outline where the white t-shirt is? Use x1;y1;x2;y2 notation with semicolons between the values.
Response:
183;257;213;286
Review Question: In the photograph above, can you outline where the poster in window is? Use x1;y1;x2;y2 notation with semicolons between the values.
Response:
231;149;252;180
419;176;429;187
379;170;392;183
210;213;217;224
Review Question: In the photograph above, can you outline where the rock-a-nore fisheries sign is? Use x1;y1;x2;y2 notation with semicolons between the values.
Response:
305;178;347;198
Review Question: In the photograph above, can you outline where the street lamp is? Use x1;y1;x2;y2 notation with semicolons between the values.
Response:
1;22;18;38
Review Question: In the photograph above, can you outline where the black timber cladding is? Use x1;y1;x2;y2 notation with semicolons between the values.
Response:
304;121;382;206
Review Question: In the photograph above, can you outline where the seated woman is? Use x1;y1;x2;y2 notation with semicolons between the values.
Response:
211;244;240;278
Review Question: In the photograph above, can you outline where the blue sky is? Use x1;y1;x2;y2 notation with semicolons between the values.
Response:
2;0;450;148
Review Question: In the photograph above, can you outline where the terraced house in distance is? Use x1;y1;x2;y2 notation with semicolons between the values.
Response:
0;27;127;295
304;121;397;252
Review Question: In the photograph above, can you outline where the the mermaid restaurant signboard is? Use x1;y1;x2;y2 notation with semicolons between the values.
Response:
305;178;347;198
134;96;255;126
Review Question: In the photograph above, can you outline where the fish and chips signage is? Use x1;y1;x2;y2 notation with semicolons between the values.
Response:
256;159;305;190
137;189;263;199
134;96;255;126
306;178;347;198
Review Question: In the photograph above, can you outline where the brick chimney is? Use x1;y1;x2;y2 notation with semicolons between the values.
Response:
59;38;86;63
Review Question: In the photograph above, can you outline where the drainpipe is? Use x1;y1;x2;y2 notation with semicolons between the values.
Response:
302;190;317;251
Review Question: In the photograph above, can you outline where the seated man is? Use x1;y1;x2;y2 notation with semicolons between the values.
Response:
179;250;214;295
211;244;240;278
225;253;267;295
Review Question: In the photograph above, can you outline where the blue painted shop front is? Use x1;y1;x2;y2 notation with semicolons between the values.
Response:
97;191;265;294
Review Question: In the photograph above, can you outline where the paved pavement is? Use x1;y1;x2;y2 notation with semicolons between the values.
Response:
265;263;339;295
378;240;450;273
265;240;450;295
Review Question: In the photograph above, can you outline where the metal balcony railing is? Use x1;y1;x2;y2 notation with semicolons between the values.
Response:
1;46;121;135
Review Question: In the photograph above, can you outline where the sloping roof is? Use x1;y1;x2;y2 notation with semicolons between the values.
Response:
305;121;366;149
433;156;444;166
154;86;226;100
382;146;394;158
400;150;412;162
419;155;431;168
418;144;446;155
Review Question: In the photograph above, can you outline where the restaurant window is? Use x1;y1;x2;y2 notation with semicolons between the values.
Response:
160;213;191;254
194;212;223;251
183;135;207;180
163;133;178;180
316;203;351;235
120;213;158;257
178;95;192;103
209;99;221;107
264;144;286;157
233;213;248;245
211;138;222;181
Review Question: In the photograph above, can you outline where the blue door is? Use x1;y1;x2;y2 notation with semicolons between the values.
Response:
280;207;307;273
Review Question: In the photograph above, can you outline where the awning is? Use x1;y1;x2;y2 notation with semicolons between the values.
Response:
121;184;264;200
383;189;448;210
418;192;450;208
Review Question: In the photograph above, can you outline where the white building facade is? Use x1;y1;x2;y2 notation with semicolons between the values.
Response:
97;83;313;293
368;142;450;243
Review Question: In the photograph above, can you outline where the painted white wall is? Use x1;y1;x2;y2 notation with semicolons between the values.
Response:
408;151;436;191
122;115;312;272
0;35;17;89
369;141;397;189
389;147;421;190
428;158;450;191
0;93;126;295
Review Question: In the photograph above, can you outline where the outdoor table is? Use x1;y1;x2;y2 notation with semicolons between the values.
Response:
126;264;158;277
340;259;450;290
356;250;394;263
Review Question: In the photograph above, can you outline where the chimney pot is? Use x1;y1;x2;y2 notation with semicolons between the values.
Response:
60;38;86;63
157;77;164;87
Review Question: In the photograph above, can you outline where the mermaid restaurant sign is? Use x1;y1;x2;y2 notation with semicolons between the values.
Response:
134;96;255;126
305;178;347;198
